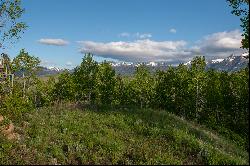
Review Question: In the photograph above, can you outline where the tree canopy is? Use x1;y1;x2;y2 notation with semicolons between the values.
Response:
0;0;27;49
227;0;249;49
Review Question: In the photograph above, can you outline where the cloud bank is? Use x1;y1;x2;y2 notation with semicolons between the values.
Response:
78;39;190;63
192;29;244;58
79;29;245;63
38;38;69;46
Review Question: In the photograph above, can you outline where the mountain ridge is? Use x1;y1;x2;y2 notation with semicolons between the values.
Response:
37;52;249;76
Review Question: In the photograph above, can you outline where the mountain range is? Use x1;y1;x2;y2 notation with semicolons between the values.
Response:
205;52;249;71
37;52;249;76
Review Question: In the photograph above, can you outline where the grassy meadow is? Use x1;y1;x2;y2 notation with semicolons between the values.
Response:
0;103;248;165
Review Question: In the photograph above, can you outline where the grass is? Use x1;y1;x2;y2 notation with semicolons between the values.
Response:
0;103;249;165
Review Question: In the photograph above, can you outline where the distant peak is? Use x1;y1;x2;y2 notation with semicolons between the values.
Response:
211;59;224;63
184;61;191;65
48;66;62;71
241;52;249;59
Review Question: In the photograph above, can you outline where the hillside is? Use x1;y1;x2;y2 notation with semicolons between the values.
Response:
0;104;248;165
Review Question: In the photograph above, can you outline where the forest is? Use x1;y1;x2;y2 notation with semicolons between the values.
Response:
0;50;249;147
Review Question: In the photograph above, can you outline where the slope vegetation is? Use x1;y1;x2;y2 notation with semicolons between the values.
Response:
0;104;248;165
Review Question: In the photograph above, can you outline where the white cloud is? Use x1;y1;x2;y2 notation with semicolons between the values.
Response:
78;29;245;63
119;32;152;39
192;29;245;59
78;39;191;63
38;38;69;46
118;32;130;37
169;28;177;33
135;32;152;39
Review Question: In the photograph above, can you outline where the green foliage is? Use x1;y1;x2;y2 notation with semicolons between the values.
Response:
0;49;41;123
73;53;98;103
96;61;116;106
0;0;27;48
0;52;249;163
0;53;12;73
31;76;56;107
12;49;41;76
191;56;206;72
0;105;248;165
52;71;75;102
190;56;207;121
0;86;34;121
2;53;249;151
113;75;135;106
154;66;177;111
152;56;248;150
11;49;40;98
131;65;154;108
227;0;249;49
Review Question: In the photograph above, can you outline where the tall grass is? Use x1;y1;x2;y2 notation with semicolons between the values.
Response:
0;104;248;165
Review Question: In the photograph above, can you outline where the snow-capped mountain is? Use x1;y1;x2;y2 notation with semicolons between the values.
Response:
147;62;158;67
37;66;69;76
206;52;249;72
211;59;224;64
112;52;249;75
37;52;248;76
110;61;169;75
47;66;62;72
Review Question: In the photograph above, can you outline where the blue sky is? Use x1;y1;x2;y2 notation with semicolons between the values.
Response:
2;0;246;68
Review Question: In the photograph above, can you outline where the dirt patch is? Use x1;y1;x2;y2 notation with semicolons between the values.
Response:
0;115;20;141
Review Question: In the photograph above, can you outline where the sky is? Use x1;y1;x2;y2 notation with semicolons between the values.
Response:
1;0;247;69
